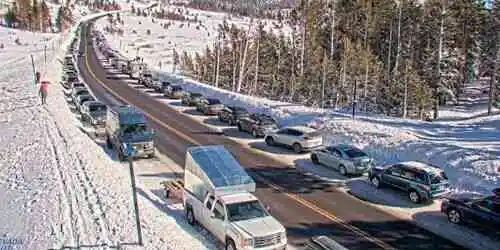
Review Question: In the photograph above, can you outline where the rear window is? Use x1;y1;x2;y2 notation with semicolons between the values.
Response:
257;116;275;124
207;99;221;105
172;86;182;91
429;171;448;184
344;148;367;158
77;90;89;95
90;104;106;112
191;93;203;97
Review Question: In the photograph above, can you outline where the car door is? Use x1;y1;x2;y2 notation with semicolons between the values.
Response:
201;195;215;228
274;129;290;145
465;198;495;228
206;199;227;242
283;129;300;146
315;147;330;165
322;147;341;169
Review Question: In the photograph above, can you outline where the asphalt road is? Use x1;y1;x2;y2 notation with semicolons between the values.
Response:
77;21;463;250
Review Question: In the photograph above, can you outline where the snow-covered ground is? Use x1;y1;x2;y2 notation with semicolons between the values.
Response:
95;8;290;72
0;9;220;250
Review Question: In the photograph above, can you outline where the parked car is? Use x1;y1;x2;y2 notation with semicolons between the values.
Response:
81;101;107;127
70;81;85;89
105;105;155;161
71;87;89;103
264;126;323;153
305;236;349;250
368;161;451;204
311;145;374;176
237;113;277;137
441;192;500;232
164;85;185;99
181;92;204;106
196;98;224;115
218;106;249;125
156;81;170;93
75;94;95;113
137;71;153;86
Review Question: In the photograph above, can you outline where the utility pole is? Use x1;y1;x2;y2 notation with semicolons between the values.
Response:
215;36;220;88
31;55;36;85
44;45;47;65
352;79;358;119
124;144;143;246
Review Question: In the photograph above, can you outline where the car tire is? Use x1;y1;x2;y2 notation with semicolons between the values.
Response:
447;209;462;224
265;136;275;146
228;119;234;126
186;208;196;225
370;176;381;188
225;239;236;250
408;189;421;204
218;115;223;122
311;154;319;164
293;143;302;153
117;148;126;162
106;137;113;149
252;129;258;138
237;123;243;132
339;165;347;176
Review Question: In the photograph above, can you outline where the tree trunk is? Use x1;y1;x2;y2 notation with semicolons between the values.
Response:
321;50;327;109
393;1;403;81
215;39;220;88
363;0;371;112
434;4;446;120
488;29;500;115
232;48;237;92
387;19;393;82
329;0;336;58
237;23;253;93
253;37;260;95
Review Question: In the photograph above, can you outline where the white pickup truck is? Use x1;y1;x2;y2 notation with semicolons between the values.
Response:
182;145;287;250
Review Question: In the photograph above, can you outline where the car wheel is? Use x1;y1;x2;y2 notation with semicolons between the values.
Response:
225;239;236;250
218;115;223;122
339;165;347;176
293;143;302;153
237;123;243;131
186;208;196;225
106;137;113;149
117;148;126;162
265;136;275;146
447;209;462;224
311;154;319;164
408;189;421;204
228;119;234;126
370;176;381;188
252;129;258;138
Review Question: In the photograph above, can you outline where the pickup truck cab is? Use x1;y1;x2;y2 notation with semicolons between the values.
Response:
183;145;287;250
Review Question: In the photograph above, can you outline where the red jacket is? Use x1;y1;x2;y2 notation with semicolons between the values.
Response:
39;81;50;94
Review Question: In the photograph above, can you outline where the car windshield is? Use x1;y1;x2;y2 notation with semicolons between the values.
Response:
89;104;106;112
122;123;152;137
344;147;367;158
207;99;221;105
429;171;448;184
257;115;275;125
144;74;152;77
76;90;89;96
233;107;247;114
79;96;92;104
172;86;182;91
191;93;202;98
227;200;269;222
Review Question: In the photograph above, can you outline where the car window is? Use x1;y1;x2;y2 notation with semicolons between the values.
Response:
429;171;448;184
386;165;403;177
213;200;225;220
331;148;342;157
206;195;215;210
277;129;288;134
344;148;367;158
475;197;500;214
401;169;427;184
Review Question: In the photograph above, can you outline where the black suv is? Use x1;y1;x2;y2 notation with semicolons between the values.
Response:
237;113;278;137
441;191;500;232
155;81;170;93
218;106;249;125
181;92;204;106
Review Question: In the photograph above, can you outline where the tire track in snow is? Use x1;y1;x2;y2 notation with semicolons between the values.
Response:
45;107;112;248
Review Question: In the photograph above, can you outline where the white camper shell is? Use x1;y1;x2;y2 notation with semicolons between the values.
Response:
184;145;255;200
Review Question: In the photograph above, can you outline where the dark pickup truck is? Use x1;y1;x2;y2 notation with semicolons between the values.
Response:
237;113;278;137
218;106;249;125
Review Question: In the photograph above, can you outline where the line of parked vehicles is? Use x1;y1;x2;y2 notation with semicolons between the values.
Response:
87;29;500;248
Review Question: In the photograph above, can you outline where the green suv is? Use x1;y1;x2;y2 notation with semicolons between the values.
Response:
368;161;450;204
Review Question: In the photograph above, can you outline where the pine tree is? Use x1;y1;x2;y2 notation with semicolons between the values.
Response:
4;8;17;28
55;6;62;32
31;0;40;31
40;0;52;32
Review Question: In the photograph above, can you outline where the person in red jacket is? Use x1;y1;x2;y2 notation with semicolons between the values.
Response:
39;81;50;105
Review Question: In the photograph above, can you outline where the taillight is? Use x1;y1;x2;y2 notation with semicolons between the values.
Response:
304;136;310;140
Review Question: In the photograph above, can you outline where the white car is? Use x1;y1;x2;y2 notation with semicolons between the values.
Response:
71;87;89;104
75;94;95;113
311;144;374;176
264;126;323;153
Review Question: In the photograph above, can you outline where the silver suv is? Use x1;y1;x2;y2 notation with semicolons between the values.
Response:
311;145;374;176
265;126;323;153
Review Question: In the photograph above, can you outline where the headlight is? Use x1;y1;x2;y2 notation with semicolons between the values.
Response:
240;238;253;248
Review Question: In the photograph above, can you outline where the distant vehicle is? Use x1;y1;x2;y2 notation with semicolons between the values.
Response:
105;105;155;161
237;113;277;138
182;145;287;250
147;74;160;89
155;81;170;93
265;126;323;153
70;81;85;89
181;92;204;106
71;87;89;103
197;98;224;115
218;106;249;126
305;236;349;250
81;101;107;127
441;192;500;232
75;94;95;113
164;85;185;99
368;161;451;204
311;145;374;176
138;71;153;86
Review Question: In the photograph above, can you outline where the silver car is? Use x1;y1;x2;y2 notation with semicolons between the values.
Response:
311;144;374;176
265;126;323;153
